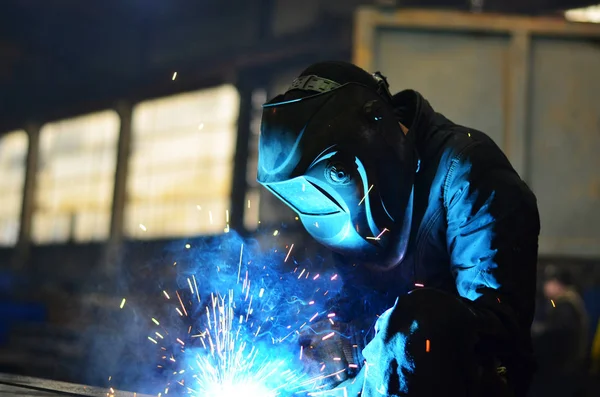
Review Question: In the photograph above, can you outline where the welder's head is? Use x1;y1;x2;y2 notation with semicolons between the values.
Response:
257;61;417;270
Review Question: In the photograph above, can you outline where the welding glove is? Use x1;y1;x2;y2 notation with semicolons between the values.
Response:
298;317;359;390
359;288;483;397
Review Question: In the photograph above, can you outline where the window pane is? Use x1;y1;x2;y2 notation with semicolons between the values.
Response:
126;85;240;238
33;111;120;244
0;130;28;246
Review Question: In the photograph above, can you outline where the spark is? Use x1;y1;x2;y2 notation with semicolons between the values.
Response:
209;211;213;224
172;72;178;80
414;283;424;288
284;244;294;262
163;290;171;300
226;210;230;223
139;224;147;231
247;199;251;208
152;318;160;325
426;339;431;352
198;123;204;130
273;230;279;236
148;337;158;344
327;313;335;318
300;346;304;360
312;274;320;280
119;298;126;309
376;228;389;239
551;299;556;307
358;184;374;206
330;274;338;281
322;332;335;341
176;291;188;316
156;332;164;339
197;205;202;210
193;275;200;303
187;278;194;294
237;244;244;284
298;269;306;279
185;244;191;249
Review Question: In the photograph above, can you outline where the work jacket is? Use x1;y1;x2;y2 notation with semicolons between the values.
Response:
333;90;541;396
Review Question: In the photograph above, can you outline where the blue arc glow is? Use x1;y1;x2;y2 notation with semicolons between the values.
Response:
135;232;346;397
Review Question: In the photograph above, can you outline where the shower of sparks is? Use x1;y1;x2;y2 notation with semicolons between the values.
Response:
358;184;374;206
136;241;346;397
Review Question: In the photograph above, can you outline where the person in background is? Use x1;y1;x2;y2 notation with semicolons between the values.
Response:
530;266;588;397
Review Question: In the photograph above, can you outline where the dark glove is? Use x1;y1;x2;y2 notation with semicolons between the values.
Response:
360;288;483;397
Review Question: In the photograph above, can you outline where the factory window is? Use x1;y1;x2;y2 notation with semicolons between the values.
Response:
33;111;120;244
0;130;28;246
126;85;240;239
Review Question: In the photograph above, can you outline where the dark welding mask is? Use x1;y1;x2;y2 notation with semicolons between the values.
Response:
257;71;417;270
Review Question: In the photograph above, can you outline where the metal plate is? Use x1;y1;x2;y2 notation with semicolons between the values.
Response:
375;29;509;149
0;373;150;397
529;36;600;257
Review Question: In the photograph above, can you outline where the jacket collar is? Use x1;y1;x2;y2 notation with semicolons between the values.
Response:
391;89;451;159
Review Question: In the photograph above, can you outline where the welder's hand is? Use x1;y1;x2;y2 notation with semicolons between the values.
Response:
298;319;353;390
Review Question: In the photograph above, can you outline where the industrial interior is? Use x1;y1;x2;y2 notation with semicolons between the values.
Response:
1;1;599;396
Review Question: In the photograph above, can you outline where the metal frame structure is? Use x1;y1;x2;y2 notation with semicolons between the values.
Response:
354;8;600;179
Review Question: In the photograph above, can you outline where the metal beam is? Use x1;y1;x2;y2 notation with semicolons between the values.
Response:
104;102;133;275
357;7;600;36
504;30;531;181
12;123;40;270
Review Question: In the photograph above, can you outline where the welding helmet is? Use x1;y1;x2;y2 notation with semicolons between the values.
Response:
257;62;417;270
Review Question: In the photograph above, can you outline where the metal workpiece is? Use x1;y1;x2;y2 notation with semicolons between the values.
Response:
0;373;150;397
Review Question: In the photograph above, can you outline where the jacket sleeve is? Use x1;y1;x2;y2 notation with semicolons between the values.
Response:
444;141;540;387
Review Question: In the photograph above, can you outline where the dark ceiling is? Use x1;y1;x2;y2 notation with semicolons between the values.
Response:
0;0;597;133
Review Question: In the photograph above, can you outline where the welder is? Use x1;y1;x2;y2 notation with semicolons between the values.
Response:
257;61;540;396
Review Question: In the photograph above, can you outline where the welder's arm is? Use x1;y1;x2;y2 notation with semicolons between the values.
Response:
445;146;540;377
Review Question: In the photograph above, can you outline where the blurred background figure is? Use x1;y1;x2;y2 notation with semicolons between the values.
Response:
530;266;589;397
